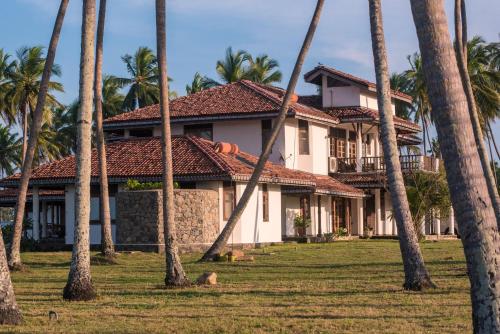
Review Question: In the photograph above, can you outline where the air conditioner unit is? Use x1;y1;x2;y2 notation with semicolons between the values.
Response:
329;156;338;173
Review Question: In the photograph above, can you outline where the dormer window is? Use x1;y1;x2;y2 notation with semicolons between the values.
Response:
184;123;213;141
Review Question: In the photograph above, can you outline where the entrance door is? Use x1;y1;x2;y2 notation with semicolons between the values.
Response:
365;195;375;231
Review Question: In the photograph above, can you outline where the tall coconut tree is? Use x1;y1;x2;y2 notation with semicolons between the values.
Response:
156;0;189;286
410;0;500;331
368;0;434;290
94;0;114;258
0;125;20;177
8;0;69;271
0;228;22;324
4;46;64;163
454;0;500;226
114;47;159;110
0;50;15;121
185;72;218;95
215;47;251;84
246;54;282;85
63;0;97;301
101;75;124;118
201;0;325;261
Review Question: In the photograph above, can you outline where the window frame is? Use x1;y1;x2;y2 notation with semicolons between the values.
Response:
261;119;273;152
184;123;214;141
298;120;310;155
222;181;236;221
262;184;269;222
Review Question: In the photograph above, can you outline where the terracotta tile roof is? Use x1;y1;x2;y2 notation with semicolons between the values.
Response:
103;81;339;126
0;189;64;204
0;136;362;198
325;106;421;133
304;65;413;102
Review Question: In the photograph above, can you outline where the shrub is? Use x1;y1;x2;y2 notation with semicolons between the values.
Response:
125;179;180;191
293;215;311;229
335;227;348;238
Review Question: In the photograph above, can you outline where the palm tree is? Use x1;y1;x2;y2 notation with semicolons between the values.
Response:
156;0;189;286
94;0;115;258
0;125;20;177
389;73;412;120
215;47;251;84
410;0;500;331
0;227;22;324
0;50;15;122
114;47;159;110
51;104;78;156
246;54;282;85
185;72;218;95
4;46;64;163
101;75;124;118
63;0;97;301
8;0;69;271
369;0;434;290
454;0;500;225
201;0;325;261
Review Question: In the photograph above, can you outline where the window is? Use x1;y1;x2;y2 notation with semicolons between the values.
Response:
223;182;235;220
184;123;213;140
298;120;310;155
262;184;269;222
300;195;311;219
261;119;272;152
364;134;373;156
129;128;153;138
330;128;346;157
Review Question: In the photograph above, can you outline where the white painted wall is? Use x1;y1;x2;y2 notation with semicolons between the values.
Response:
323;86;361;108
283;195;300;237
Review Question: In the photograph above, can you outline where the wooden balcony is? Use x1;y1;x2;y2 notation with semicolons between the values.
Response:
333;155;439;173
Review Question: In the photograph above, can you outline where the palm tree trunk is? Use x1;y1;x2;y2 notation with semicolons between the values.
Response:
454;0;500;226
486;133;498;187
94;0;114;258
422;119;427;155
201;0;325;261
410;1;500;331
8;0;69;270
0;228;22;324
369;0;434;290
21;104;28;164
63;0;97;301
155;0;189;286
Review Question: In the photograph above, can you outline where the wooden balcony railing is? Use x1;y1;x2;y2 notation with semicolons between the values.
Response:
333;155;439;173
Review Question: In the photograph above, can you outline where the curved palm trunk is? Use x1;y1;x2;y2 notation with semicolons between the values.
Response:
368;0;434;291
454;0;500;227
63;0;97;301
156;0;189;286
8;0;69;270
21;104;28;163
0;229;22;324
94;0;114;257
488;122;500;162
410;1;500;332
201;0;325;261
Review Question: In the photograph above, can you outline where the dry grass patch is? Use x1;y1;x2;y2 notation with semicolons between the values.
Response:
4;240;471;333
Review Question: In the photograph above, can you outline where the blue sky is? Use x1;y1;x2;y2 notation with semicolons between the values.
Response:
1;0;499;147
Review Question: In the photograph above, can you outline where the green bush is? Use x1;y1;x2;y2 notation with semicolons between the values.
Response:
2;218;38;251
335;227;348;238
293;215;311;229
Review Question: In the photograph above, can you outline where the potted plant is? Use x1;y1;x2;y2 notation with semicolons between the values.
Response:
293;215;311;237
364;226;374;239
324;233;335;242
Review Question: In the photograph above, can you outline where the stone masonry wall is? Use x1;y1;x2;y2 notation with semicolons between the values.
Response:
116;189;219;253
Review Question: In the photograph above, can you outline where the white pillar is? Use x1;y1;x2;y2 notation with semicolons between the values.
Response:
32;187;40;241
374;189;382;235
357;198;364;235
41;201;47;238
356;124;363;172
434;210;441;236
449;207;455;235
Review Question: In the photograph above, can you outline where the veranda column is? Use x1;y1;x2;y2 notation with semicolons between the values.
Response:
32;186;40;241
357;198;364;234
434;210;441;236
449;206;455;235
41;201;48;238
356;124;363;172
420;215;426;237
374;189;382;235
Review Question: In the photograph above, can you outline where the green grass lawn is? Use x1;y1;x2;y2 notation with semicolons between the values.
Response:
4;240;471;333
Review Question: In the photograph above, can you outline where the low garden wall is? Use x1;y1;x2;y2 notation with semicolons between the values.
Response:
116;189;219;253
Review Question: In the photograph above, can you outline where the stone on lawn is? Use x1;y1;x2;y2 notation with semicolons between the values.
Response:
196;272;217;285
